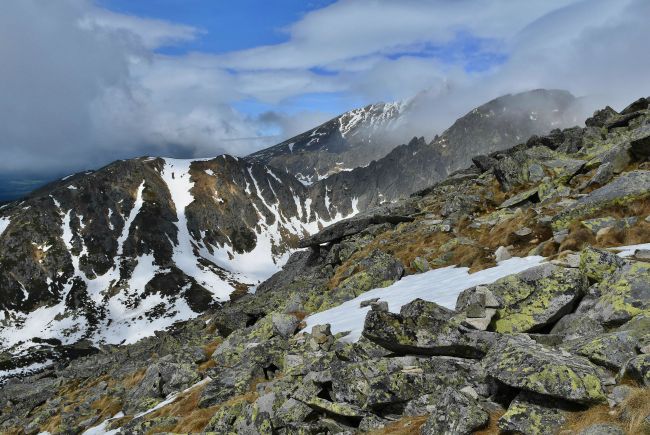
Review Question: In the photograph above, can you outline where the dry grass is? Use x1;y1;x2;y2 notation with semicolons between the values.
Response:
563;387;650;435
145;385;219;434
140;376;266;434
369;415;428;434
122;368;147;388
202;339;222;358
91;394;123;422
473;409;506;434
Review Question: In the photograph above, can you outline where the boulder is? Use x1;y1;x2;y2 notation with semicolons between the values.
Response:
579;246;625;282
498;187;539;209
420;387;488;435
362;299;496;358
585;261;650;327
482;335;607;404
298;203;417;248
482;263;588;333
585;106;619;128
562;331;639;370
498;392;568;435
494;246;512;262
630;125;650;160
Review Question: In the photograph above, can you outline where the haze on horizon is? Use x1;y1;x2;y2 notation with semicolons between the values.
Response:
1;0;649;200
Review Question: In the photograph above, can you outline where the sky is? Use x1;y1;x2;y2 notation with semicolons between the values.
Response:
1;0;650;200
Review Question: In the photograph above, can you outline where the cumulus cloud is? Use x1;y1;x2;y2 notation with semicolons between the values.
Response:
1;0;649;182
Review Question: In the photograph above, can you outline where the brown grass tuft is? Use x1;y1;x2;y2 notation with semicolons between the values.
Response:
91;394;123;422
122;368;147;388
563;387;650;435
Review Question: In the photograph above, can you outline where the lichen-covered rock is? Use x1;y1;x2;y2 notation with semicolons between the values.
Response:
498;392;568;435
562;331;639;370
419;387;488;435
482;263;588;333
482;335;607;404
585;261;650;327
362;299;496;358
579;246;625;282
331;356;484;411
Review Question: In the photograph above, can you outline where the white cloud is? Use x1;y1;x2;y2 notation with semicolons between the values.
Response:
1;0;649;179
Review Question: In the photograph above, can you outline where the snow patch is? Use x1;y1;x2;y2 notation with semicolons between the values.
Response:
302;255;545;342
0;216;11;237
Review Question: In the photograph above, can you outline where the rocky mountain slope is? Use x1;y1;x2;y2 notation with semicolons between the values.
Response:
246;89;577;190
1;96;649;434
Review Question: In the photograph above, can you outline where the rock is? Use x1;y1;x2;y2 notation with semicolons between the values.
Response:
499;188;539;209
472;155;499;172
550;313;604;341
462;309;496;331
359;298;379;308
620;97;649;115
498;392;568;435
455;285;500;311
309;324;334;351
562;331;639;370
578;424;626;435
362;299;496;358
370;301;389;312
633;249;650;261
623;354;650;386
608;385;633;407
419;387;488;435
304;397;365;419
630;125;650;160
552;171;650;230
411;256;430;273
587;162;614;186
585;261;650;327
271;313;300;338
495;246;512;262
460;386;479;400
585;106;619;128
274;398;313;426
485;263;588;333
579;246;625;282
298;203;417;248
553;229;570;244
482;335;607;404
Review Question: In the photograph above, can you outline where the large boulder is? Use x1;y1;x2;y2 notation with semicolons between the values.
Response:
482;335;607;404
331;356;483;411
420;387;488;435
562;331;639;370
298;202;417;248
579;246;625;282
477;263;588;333
498;392;568;435
585;261;650;327
362;299;496;358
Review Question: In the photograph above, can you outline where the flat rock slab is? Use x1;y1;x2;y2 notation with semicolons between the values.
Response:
298;201;417;247
483;335;607;404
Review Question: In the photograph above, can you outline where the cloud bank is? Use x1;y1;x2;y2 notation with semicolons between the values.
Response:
1;0;649;181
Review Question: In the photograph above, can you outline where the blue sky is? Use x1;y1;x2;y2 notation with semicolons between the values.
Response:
99;0;337;55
